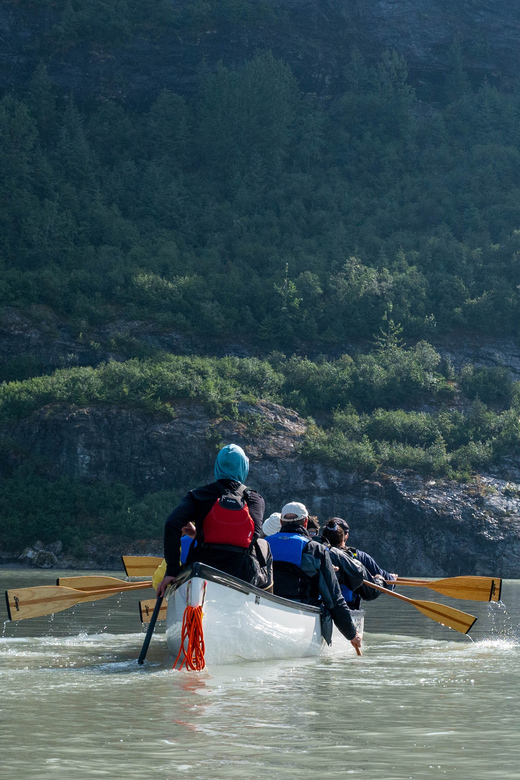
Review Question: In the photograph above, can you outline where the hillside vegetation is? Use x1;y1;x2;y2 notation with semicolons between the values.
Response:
2;344;519;553
2;49;520;345
2;17;520;555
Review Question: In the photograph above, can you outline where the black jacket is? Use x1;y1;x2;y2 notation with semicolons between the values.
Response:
271;522;358;642
326;546;365;592
346;547;396;609
164;479;264;577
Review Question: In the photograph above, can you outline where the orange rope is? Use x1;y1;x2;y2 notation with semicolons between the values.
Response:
172;605;206;671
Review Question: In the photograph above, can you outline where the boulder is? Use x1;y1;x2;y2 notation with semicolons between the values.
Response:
32;550;58;569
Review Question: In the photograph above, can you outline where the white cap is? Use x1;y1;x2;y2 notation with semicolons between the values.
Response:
281;501;308;522
262;512;282;536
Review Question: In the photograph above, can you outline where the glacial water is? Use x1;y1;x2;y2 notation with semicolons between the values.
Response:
1;568;519;780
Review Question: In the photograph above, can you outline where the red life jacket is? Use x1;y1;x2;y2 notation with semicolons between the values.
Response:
203;485;255;548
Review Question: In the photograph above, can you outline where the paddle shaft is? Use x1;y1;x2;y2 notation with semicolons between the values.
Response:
363;580;477;634
138;596;164;665
58;575;153;591
366;579;427;604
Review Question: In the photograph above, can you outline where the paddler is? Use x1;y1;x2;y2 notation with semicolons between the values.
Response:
262;512;282;537
318;520;366;604
267;502;362;653
325;516;398;609
156;444;272;597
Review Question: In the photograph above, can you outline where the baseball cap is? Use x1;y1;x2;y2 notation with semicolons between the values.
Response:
330;516;349;533
281;501;309;521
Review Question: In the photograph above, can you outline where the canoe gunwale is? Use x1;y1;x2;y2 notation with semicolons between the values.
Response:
167;562;321;615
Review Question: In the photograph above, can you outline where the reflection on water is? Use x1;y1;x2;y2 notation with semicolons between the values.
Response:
1;568;520;780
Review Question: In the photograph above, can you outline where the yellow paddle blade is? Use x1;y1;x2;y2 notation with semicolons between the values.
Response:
409;597;477;634
139;598;167;624
122;556;163;577
397;576;502;603
58;575;153;591
5;582;152;621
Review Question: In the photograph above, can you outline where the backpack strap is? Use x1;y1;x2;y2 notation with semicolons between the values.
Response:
219;483;249;498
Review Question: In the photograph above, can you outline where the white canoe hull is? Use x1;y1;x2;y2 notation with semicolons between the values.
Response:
165;563;364;666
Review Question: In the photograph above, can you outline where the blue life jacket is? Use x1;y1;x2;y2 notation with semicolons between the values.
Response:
181;534;196;564
341;584;354;602
267;532;309;566
267;532;315;601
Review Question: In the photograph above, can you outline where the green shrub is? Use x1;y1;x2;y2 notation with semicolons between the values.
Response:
460;365;513;406
0;466;179;552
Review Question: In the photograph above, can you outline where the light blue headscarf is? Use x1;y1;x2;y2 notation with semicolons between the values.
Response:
214;444;249;484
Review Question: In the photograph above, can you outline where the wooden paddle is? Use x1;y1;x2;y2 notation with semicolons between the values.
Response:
138;596;164;665
364;580;477;635
5;581;153;621
139;598;167;624
122;555;163;577
390;576;502;603
58;575;153;591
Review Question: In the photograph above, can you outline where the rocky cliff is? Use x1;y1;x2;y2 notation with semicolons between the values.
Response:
1;0;519;103
4;306;520;381
4;394;520;576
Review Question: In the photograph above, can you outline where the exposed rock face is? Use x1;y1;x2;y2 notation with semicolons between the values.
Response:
1;1;519;103
3;398;520;576
0;308;257;378
3;307;520;383
433;336;520;380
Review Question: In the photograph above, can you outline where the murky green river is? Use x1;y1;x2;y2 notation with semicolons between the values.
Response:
1;568;519;780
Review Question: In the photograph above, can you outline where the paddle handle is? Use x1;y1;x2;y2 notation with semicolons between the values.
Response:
138;595;164;665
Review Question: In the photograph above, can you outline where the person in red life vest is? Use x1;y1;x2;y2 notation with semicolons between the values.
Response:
156;444;271;597
268;502;362;654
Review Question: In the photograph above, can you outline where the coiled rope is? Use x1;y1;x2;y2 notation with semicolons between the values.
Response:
172;605;206;671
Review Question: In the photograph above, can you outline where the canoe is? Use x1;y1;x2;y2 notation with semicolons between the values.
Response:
165;562;364;667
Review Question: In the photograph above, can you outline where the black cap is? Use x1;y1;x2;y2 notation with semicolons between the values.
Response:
330;516;349;533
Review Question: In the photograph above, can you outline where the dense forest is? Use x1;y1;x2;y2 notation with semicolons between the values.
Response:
2;2;520;554
3;44;520;344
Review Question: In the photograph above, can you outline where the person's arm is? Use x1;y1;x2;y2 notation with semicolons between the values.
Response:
245;489;265;539
302;544;360;644
163;493;197;577
356;550;397;592
156;494;198;597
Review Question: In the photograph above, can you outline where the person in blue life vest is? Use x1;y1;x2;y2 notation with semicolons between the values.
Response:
156;444;272;597
180;521;197;564
262;512;319;538
318;520;366;604
319;520;374;605
325;516;398;610
268;501;362;653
